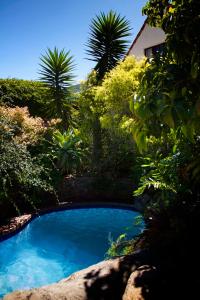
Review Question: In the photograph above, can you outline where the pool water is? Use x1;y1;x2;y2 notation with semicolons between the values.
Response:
0;207;143;297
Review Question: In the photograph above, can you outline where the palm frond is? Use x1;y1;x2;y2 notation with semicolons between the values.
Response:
39;47;75;89
38;47;76;128
86;11;131;80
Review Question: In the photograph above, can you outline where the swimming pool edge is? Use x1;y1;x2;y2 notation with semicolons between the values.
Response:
0;202;140;242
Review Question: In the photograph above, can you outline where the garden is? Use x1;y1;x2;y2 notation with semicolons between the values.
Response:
1;0;200;299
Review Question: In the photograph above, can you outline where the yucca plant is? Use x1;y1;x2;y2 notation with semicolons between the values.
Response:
39;47;75;129
86;10;131;81
86;11;131;172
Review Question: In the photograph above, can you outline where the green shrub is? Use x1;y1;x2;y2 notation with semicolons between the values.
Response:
0;78;47;118
0;137;54;217
52;130;88;175
106;233;135;258
0;107;58;219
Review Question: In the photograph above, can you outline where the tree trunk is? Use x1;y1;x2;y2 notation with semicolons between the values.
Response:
92;113;102;174
62;109;69;131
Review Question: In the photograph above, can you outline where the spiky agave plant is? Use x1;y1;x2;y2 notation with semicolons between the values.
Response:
39;47;75;129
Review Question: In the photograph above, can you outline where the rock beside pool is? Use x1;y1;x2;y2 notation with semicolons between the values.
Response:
122;265;157;300
3;253;155;300
0;215;32;237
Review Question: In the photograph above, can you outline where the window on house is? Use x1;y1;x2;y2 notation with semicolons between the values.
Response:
144;43;165;58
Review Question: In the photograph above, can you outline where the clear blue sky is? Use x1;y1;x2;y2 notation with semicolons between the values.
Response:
0;0;147;82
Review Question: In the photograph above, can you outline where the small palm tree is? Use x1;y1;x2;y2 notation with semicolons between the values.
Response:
39;47;75;129
86;10;131;81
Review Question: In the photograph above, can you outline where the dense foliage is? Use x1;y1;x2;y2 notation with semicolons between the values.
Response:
0;108;57;219
104;3;200;279
132;0;200;197
52;130;87;175
0;79;47;117
78;56;145;177
133;0;200;141
106;0;200;267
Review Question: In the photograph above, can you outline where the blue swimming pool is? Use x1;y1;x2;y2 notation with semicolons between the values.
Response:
0;207;144;297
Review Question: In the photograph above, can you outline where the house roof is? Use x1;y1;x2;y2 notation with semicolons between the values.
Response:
126;19;148;56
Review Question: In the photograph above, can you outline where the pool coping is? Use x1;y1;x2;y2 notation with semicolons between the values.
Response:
0;202;139;242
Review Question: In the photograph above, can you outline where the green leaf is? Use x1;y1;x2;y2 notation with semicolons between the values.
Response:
181;87;187;97
136;131;147;153
191;62;199;79
181;124;195;142
137;104;152;119
163;108;174;128
172;144;177;154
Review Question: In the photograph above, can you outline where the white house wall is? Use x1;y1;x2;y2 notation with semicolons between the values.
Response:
129;23;166;58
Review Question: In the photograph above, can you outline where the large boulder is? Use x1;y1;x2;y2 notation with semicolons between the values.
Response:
4;254;152;300
122;265;157;300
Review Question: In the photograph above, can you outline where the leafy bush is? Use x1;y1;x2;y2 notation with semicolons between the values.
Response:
131;0;200;151
106;234;135;258
52;130;88;175
122;0;200;261
96;56;146;116
0;78;47;117
132;129;200;218
0;106;59;218
0;137;54;217
129;0;200;197
106;215;144;257
0;106;46;145
100;128;137;177
78;57;145;177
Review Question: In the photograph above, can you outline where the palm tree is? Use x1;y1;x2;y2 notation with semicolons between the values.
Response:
39;47;75;130
86;10;131;81
86;11;131;172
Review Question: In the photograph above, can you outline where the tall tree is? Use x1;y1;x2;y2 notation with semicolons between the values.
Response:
86;11;131;172
39;47;75;130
